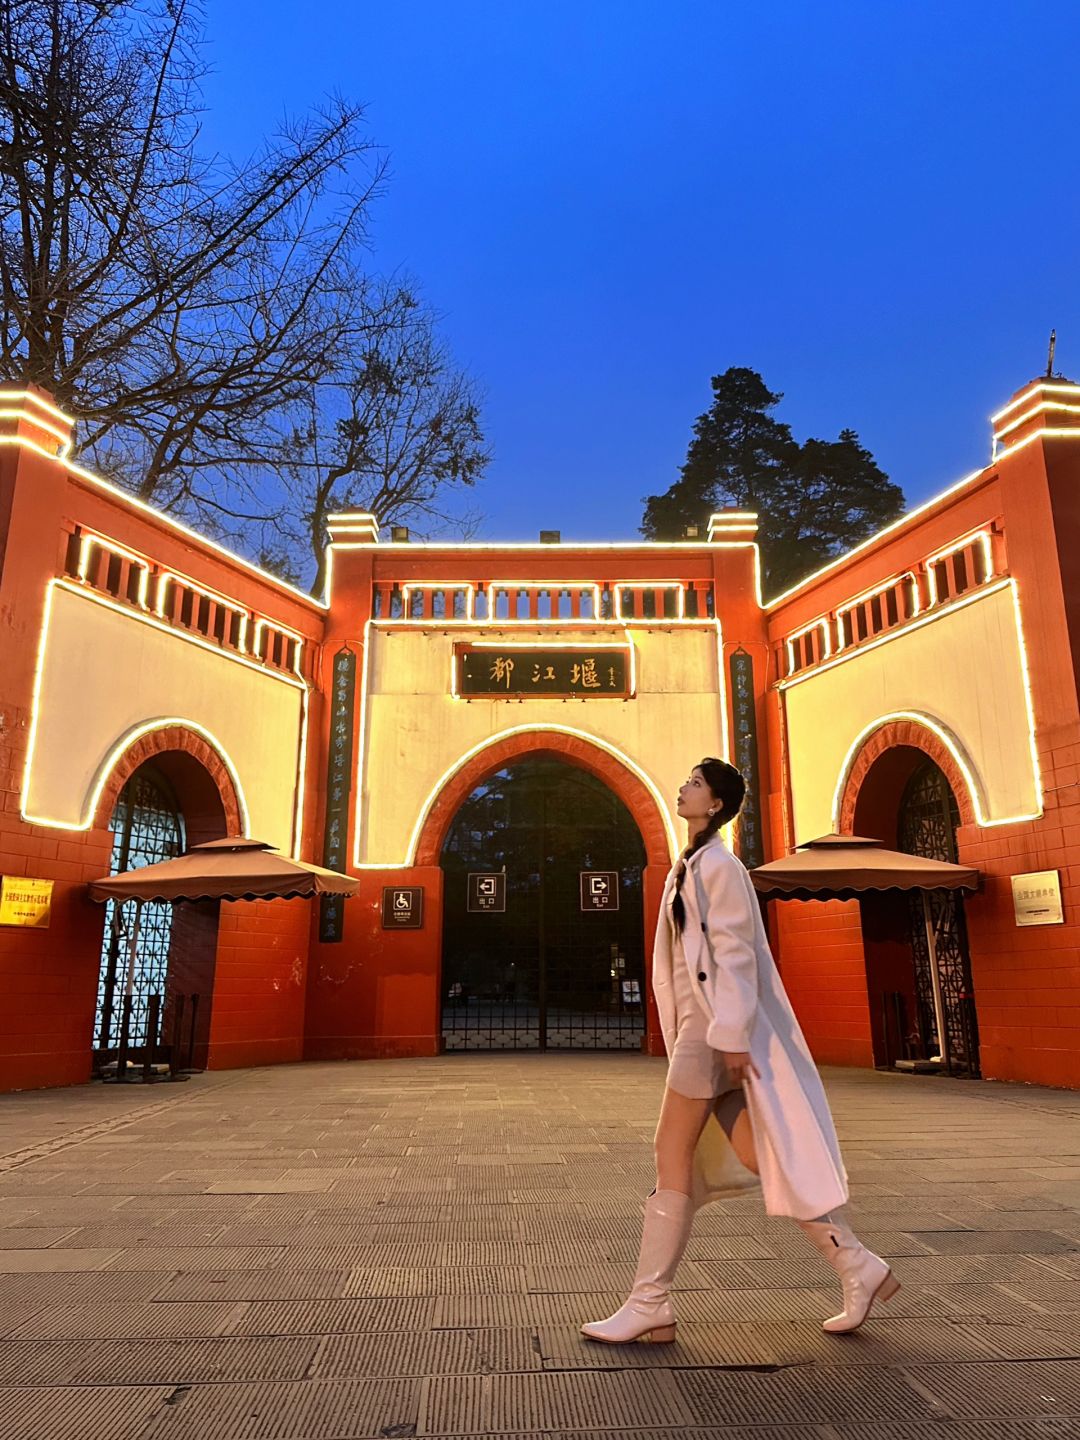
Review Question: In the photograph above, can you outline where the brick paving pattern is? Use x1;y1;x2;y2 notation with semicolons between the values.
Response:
0;1056;1077;1438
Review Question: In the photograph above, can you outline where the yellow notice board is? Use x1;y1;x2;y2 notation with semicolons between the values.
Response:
0;876;54;929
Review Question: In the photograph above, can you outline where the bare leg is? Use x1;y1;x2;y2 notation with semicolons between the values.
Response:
714;1088;759;1175
654;1086;716;1194
582;1087;709;1343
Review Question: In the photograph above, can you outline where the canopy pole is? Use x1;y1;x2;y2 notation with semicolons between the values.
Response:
122;899;143;998
921;891;950;1071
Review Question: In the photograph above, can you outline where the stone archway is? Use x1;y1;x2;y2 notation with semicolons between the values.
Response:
413;728;672;869
837;717;977;842
841;725;980;1076
413;728;673;1057
93;724;241;1071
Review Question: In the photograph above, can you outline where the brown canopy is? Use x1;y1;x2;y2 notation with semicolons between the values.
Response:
750;833;980;901
88;837;360;904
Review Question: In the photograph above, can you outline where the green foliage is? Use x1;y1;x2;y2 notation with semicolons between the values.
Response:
641;368;905;596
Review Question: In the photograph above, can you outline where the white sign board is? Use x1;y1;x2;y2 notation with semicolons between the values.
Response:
1011;870;1064;927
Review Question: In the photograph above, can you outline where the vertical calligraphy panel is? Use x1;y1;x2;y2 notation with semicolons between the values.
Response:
319;647;357;942
729;649;764;870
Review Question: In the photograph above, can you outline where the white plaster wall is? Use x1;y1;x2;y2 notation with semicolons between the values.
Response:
357;626;727;864
26;585;304;851
783;584;1038;842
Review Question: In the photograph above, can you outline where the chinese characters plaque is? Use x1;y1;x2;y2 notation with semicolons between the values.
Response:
454;645;632;697
319;646;357;943
729;649;764;870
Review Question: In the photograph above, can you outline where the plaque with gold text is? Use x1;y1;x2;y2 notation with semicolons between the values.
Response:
454;644;632;698
0;876;53;929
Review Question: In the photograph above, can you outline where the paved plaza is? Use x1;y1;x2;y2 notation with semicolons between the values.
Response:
0;1056;1078;1439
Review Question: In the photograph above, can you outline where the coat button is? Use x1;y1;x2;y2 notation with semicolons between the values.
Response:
697;972;707;982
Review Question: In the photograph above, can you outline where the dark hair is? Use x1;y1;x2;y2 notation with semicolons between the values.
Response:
671;757;746;935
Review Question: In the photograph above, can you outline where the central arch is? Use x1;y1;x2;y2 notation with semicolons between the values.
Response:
413;727;674;868
413;728;674;1057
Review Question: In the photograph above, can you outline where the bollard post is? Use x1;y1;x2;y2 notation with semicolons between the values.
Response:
116;994;133;1081
170;995;186;1078
187;993;200;1070
144;994;160;1083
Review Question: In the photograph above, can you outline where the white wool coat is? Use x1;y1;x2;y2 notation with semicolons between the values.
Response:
653;835;850;1221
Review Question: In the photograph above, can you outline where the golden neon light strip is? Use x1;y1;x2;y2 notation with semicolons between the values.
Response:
76;533;152;609
993;399;1080;443
779;577;1013;690
990;381;1080;424
22;578;308;840
401;581;478;622
362;725;682;870
0;389;75;428
351;619;375;868
785;616;832;674
448;638;638;699
0;433;326;610
0;407;72;458
614;581;686;622
291;686;311;857
484;580;601;623
786;578;1043;831
155;572;250;653
992;425;1080;464
834;571;919;649
924;530;994;607
766;469;987;611
252;617;306;677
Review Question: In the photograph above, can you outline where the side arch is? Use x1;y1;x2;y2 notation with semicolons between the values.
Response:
835;713;979;835
412;726;674;868
91;720;247;840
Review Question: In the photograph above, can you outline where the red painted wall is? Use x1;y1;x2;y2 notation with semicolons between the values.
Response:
765;393;1080;1088
305;868;443;1061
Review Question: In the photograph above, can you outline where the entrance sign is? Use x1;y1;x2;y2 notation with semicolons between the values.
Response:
0;876;53;928
320;646;357;944
468;873;506;912
382;886;424;929
580;871;620;911
1011;871;1064;927
454;644;632;698
729;648;764;869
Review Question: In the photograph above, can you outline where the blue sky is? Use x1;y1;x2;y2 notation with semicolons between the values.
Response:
201;1;1080;541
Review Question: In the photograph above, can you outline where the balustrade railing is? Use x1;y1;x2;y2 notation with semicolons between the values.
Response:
779;528;1001;680
63;526;307;679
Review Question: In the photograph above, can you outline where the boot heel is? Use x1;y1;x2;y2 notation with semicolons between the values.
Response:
647;1323;677;1343
877;1273;901;1303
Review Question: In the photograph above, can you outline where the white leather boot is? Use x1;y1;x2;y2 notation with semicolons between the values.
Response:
580;1189;694;1344
798;1213;900;1333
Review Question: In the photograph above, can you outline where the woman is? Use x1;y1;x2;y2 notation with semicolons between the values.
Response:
582;757;899;1345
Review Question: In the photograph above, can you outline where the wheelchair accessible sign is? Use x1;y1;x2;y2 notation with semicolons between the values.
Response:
580;871;619;911
382;886;424;929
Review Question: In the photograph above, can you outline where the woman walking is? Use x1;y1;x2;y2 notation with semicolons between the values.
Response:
582;757;898;1345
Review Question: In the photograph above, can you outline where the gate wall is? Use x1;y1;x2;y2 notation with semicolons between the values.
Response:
768;378;1080;1088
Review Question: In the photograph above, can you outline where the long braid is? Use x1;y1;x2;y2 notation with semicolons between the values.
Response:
671;757;746;935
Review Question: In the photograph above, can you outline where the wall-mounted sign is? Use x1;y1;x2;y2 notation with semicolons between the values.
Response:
0;876;53;929
454;644;632;698
468;873;506;912
729;648;764;870
382;886;424;929
580;871;620;911
320;646;357;943
1011;870;1064;927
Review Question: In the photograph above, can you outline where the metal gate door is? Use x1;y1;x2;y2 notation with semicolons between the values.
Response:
898;760;980;1077
440;757;647;1050
96;768;185;1060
